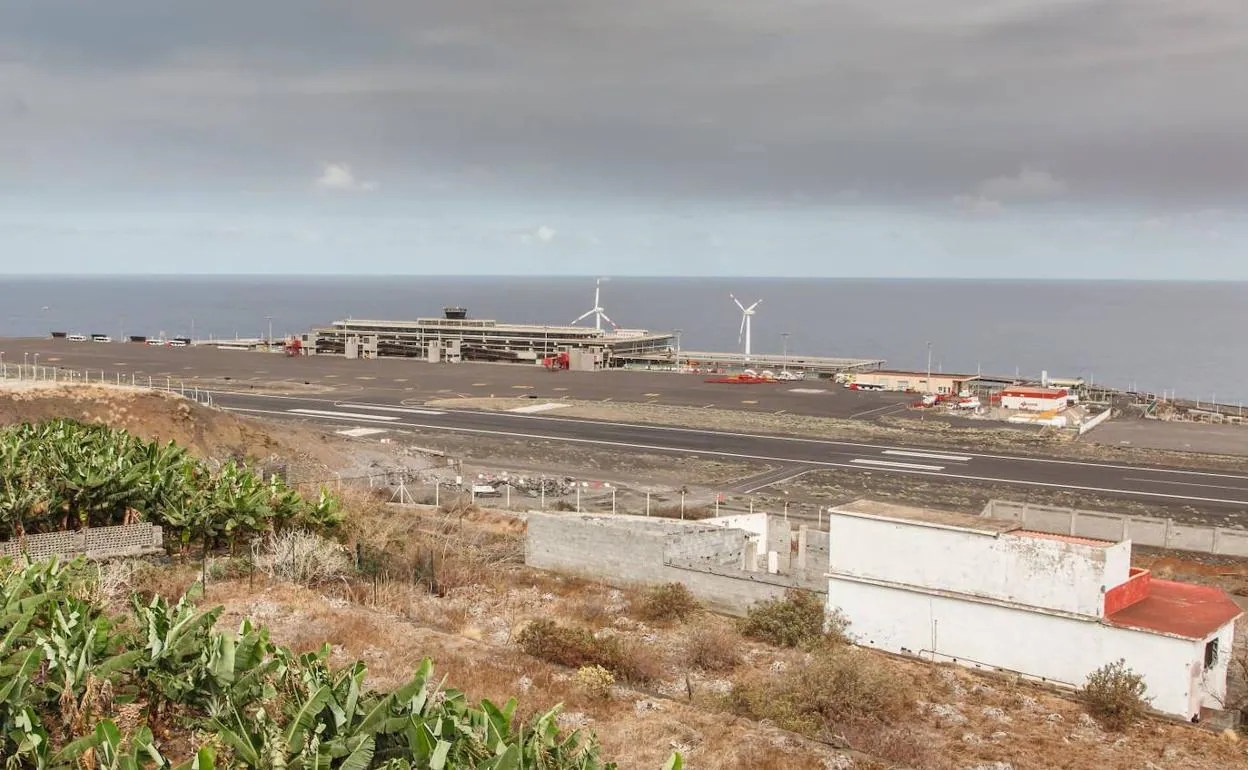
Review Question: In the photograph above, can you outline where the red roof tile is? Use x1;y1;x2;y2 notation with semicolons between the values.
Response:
1106;579;1242;640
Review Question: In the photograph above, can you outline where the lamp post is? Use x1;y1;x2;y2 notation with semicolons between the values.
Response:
674;328;682;371
265;315;273;348
926;341;933;394
781;332;790;371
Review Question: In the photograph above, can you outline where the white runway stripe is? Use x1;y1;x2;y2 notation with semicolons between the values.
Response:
851;458;946;471
883;450;971;462
288;409;400;422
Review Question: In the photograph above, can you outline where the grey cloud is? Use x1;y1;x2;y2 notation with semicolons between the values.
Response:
2;1;1247;205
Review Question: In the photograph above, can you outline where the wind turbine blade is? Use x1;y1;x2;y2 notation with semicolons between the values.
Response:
738;314;746;343
747;300;761;312
599;312;616;328
731;295;746;312
572;309;595;324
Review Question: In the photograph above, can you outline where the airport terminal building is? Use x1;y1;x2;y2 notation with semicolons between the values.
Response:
303;308;674;369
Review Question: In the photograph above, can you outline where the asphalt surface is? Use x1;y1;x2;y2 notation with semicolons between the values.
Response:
0;338;916;419
208;390;1248;512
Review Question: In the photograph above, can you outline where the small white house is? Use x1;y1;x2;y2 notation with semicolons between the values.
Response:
999;386;1070;412
825;500;1241;721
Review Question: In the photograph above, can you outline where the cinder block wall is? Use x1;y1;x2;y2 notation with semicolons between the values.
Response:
525;513;826;616
0;523;164;561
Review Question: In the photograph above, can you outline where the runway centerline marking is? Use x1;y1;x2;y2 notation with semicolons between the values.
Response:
211;391;1248;483
287;408;399;422
851;458;946;472
883;450;972;462
224;401;1248;504
334;403;446;416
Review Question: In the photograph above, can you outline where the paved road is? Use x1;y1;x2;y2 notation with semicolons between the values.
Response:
209;390;1248;511
0;337;913;420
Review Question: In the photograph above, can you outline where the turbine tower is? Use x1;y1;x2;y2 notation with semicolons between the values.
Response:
731;294;761;360
571;277;617;331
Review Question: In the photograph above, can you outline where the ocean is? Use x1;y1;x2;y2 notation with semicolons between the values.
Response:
0;275;1244;404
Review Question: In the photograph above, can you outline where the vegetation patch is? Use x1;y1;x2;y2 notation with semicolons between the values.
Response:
517;619;661;683
0;419;341;553
634;582;701;624
1083;658;1151;731
737;590;847;649
0;554;644;768
728;646;911;741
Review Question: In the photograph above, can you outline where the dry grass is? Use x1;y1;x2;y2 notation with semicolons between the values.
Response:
517;619;662;684
633;582;701;624
682;624;743;673
728;645;913;740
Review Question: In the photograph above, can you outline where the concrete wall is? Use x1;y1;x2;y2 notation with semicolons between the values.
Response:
1079;408;1114;435
826;511;1123;617
983;500;1248;558
827;574;1216;719
525;513;823;616
0;523;164;561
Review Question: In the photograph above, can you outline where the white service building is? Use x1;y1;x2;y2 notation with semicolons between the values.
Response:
825;500;1241;721
999;386;1070;412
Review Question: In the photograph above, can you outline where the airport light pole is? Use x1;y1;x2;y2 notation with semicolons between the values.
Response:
781;333;790;371
674;328;682;371
926;341;933;394
265;315;273;348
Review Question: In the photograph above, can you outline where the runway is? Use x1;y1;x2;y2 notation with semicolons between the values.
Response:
208;390;1248;512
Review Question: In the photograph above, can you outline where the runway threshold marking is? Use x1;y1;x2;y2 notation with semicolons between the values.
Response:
220;405;1248;506
851;458;945;472
883;450;972;463
287;409;399;422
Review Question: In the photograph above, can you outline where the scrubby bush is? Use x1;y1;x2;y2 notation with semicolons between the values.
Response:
1083;658;1149;730
728;646;910;739
576;665;616;699
635;582;700;623
517;619;660;683
252;529;352;586
683;625;743;672
738;590;846;649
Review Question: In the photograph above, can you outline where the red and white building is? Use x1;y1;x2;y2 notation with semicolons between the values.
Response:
999;386;1070;412
825;500;1242;721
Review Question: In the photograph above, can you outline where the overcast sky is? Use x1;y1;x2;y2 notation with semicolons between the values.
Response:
2;0;1246;277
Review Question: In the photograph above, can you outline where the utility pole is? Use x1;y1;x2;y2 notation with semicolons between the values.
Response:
265;315;273;348
782;333;790;371
674;328;682;371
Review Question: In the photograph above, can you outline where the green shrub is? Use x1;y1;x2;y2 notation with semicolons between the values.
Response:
635;582;700;623
738;590;845;649
1083;659;1149;730
517;619;660;683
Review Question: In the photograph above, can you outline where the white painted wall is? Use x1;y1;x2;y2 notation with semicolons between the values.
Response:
706;514;769;545
1002;394;1067;412
1199;622;1237;710
828;576;1215;719
826;512;1128;617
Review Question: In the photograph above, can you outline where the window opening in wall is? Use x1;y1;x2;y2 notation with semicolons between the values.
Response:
1204;637;1219;668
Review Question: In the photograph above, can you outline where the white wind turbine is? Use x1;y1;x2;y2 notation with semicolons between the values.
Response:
731;294;761;360
571;277;617;331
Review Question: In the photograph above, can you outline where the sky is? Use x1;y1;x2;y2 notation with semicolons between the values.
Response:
1;0;1246;277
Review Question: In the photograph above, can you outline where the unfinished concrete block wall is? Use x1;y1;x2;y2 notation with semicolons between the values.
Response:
525;513;826;616
799;528;830;582
525;514;670;583
982;500;1248;558
0;523;164;561
663;528;747;568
